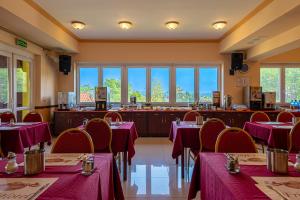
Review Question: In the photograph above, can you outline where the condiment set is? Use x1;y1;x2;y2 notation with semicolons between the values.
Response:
294;153;300;172
176;118;180;125
5;152;18;174
81;154;95;176
225;154;240;174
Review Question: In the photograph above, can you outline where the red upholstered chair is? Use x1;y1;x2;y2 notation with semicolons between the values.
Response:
277;111;295;123
85;118;112;153
0;111;16;122
215;128;257;153
23;112;43;122
250;111;270;122
188;118;226;168
289;121;300;153
183;111;200;121
104;112;123;122
51;128;94;153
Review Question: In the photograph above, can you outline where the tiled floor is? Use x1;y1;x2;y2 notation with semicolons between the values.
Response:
121;137;199;200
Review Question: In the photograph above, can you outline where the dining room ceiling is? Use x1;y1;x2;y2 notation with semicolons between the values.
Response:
33;0;263;40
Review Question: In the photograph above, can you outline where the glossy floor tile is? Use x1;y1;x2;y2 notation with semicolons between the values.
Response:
122;137;200;200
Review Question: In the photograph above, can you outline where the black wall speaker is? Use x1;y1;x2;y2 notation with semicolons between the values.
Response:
59;55;71;75
231;53;243;70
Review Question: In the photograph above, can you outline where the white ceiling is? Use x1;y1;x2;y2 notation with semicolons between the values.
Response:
34;0;263;40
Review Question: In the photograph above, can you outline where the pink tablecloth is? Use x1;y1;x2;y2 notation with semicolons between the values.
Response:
188;153;299;200
169;121;200;158
0;122;52;154
80;122;138;160
0;153;124;200
244;122;292;150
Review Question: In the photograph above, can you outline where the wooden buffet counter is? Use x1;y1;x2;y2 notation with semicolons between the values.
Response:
53;109;300;137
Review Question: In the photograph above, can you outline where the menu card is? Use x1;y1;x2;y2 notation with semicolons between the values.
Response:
0;178;57;200
252;177;300;200
19;153;83;166
229;153;267;165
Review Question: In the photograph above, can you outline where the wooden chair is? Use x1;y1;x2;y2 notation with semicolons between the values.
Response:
51;128;94;153
215;128;257;153
23;111;43;122
85;118;112;153
104;111;123;122
277;111;295;123
250;111;270;122
288;121;300;153
183;111;200;121
0;111;16;122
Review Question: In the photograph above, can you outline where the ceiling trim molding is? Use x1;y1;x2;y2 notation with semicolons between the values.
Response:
24;0;79;40
220;0;274;41
79;39;220;43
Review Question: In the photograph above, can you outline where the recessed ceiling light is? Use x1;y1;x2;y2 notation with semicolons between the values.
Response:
71;21;86;30
118;21;133;30
212;21;227;30
165;21;179;30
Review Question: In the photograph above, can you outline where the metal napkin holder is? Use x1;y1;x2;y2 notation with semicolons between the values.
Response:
24;149;45;175
267;148;288;174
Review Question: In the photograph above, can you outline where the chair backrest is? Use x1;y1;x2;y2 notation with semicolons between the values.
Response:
183;111;200;121
200;118;226;152
289;121;300;153
85;118;112;153
277;111;294;123
0;111;16;122
23;112;43;122
51;128;94;153
215;127;257;153
250;111;270;122
103;112;123;122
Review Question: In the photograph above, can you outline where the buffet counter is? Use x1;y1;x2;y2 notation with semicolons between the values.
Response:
53;109;300;137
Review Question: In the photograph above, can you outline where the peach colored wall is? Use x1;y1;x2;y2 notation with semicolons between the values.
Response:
262;48;300;63
73;42;259;104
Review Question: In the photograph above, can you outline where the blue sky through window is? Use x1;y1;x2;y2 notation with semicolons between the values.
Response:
80;68;98;87
199;68;218;102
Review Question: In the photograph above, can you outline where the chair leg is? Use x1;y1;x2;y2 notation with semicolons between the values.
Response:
261;144;264;153
187;149;190;177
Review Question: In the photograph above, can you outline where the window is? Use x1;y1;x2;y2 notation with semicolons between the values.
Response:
260;68;281;102
0;55;9;109
199;67;218;103
285;68;300;102
151;68;169;102
79;67;98;103
77;64;221;105
103;67;121;102
128;68;146;102
176;68;195;102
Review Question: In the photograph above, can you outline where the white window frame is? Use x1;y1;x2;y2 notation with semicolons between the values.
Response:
260;63;300;104
76;63;222;106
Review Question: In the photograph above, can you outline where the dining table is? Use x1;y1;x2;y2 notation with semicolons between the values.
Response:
188;152;300;200
244;121;293;150
0;122;52;156
80;121;138;181
169;121;203;179
0;153;124;200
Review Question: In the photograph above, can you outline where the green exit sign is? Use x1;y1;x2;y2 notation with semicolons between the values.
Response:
15;38;27;48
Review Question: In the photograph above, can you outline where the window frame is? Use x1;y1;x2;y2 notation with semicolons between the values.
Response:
260;63;300;104
76;63;222;106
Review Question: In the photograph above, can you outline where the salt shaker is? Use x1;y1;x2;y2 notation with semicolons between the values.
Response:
294;153;300;172
5;152;18;174
82;155;94;176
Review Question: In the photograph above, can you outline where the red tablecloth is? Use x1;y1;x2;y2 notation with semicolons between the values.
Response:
0;122;52;154
0;153;124;200
169;121;200;159
188;153;299;200
80;122;138;161
244;122;292;150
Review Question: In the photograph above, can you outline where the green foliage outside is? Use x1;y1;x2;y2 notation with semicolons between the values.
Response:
176;86;194;102
0;68;8;108
285;68;300;102
151;78;168;102
260;68;281;102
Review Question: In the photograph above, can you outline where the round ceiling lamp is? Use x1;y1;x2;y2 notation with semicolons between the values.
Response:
165;21;179;30
71;21;86;30
118;21;133;30
212;21;227;30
